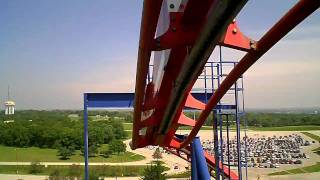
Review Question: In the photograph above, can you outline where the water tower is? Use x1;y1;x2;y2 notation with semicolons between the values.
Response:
4;86;15;115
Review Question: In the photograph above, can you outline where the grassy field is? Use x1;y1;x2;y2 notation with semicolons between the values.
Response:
269;162;320;176
124;122;213;130
248;125;320;131
0;145;144;162
125;122;319;132
178;126;213;130
166;171;191;178
123;123;133;131
0;165;149;177
125;130;132;139
301;132;320;141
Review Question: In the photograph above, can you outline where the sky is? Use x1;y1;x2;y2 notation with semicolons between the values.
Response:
0;0;319;110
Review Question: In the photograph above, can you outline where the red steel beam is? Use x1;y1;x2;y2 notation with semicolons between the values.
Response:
157;0;248;142
180;0;320;148
165;146;238;179
132;0;163;149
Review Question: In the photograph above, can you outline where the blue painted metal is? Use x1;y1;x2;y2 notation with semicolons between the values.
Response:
204;65;208;104
218;46;225;179
215;64;221;180
242;77;248;180
86;93;134;108
191;137;211;180
82;59;245;179
85;92;236;110
198;58;244;179
83;92;136;180
191;142;198;180
244;116;248;180
213;110;220;180
226;115;231;177
83;93;89;180
235;81;242;180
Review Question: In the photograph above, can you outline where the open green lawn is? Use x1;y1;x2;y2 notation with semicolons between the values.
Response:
123;123;320;131
124;122;214;131
125;130;132;139
178;125;320;131
0;145;144;162
166;171;191;178
269;171;290;176
0;165;148;177
124;123;320;132
178;126;213;130
269;162;320;176
123;123;133;130
125;123;319;132
249;125;320;131
301;132;320;141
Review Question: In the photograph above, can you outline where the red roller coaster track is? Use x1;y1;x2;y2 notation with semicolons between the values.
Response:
131;0;319;179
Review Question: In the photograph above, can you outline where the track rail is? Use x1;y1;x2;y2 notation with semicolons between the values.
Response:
132;0;319;178
180;0;320;148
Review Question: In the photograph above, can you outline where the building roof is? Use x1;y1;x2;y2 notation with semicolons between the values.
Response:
4;100;15;106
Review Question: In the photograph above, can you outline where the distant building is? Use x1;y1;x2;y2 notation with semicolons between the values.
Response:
4;86;15;115
4;100;15;115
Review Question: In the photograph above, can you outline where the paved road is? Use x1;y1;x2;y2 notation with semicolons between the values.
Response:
0;174;143;180
0;174;48;180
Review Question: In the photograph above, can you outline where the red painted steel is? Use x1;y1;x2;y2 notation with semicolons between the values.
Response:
184;93;206;110
180;0;320;148
177;113;196;126
164;146;238;179
220;20;255;51
132;0;319;178
157;0;248;146
132;0;163;149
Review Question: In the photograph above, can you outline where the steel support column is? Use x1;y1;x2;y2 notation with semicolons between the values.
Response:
191;137;211;180
213;111;220;180
83;94;89;180
235;81;242;180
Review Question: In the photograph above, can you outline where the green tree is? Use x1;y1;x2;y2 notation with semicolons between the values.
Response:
56;128;76;160
88;125;104;146
89;144;99;157
140;161;166;180
103;125;115;143
58;146;74;160
109;140;126;154
101;149;112;158
110;120;127;139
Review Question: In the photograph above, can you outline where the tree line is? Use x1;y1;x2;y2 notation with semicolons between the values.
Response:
0;110;128;159
0;110;133;123
184;111;320;127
